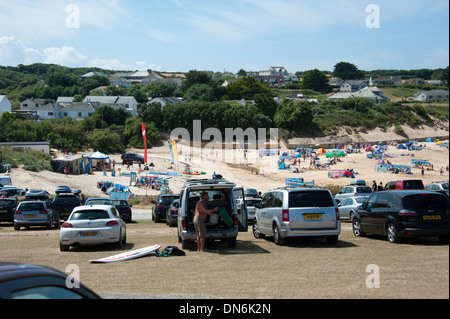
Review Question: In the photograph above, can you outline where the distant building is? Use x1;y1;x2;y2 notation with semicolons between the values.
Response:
0;95;12;115
328;86;390;105
247;66;297;87
414;90;449;102
340;80;368;92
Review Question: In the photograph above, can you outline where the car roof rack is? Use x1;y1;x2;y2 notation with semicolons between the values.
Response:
183;179;236;187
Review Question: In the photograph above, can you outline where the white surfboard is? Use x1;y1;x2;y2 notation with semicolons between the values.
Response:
90;244;162;263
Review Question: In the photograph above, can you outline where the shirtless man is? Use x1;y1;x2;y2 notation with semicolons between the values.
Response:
194;191;219;252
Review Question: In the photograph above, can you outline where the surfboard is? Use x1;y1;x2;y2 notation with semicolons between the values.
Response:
89;244;162;264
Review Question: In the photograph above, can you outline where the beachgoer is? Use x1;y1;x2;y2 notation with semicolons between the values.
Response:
64;167;68;178
194;191;219;252
372;180;377;192
377;182;383;192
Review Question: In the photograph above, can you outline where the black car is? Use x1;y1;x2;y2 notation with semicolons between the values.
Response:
166;199;180;227
52;193;82;221
0;262;101;299
112;199;133;223
0;198;18;223
152;194;180;223
352;190;449;243
121;153;144;164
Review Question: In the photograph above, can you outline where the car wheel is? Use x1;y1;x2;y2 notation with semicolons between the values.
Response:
60;243;70;252
181;239;190;250
273;224;285;246
252;220;265;239
387;223;402;243
122;232;127;245
14;224;21;231
228;237;237;248
352;219;366;237
114;231;123;249
349;211;355;221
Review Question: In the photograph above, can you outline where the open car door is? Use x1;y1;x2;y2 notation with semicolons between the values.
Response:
233;186;248;232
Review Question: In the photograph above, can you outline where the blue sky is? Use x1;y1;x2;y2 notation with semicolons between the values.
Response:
0;0;448;73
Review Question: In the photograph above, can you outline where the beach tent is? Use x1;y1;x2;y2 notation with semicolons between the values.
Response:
426;138;434;142
397;144;406;149
86;151;109;160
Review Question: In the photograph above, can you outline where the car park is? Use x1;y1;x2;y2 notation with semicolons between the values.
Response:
166;199;180;227
338;196;369;221
253;187;340;245
352;190;449;243
334;185;372;201
384;179;424;191
425;181;449;197
0;262;101;299
60;205;127;251
177;179;248;249
245;197;261;223
0;198;18;223
112;199;133;223
14;201;60;231
152;194;180;222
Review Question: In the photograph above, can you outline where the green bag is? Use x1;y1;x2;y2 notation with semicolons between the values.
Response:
218;207;233;227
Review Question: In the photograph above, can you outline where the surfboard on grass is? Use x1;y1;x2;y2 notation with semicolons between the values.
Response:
90;244;162;264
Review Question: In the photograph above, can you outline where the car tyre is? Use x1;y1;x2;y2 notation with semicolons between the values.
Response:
352;219;366;237
181;239;190;250
387;223;402;244
228;237;237;248
60;243;70;252
114;231;123;250
252;220;265;239
273;224;285;246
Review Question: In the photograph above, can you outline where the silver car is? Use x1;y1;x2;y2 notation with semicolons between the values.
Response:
338;196;369;221
253;188;340;245
335;185;372;201
245;198;261;223
14;201;60;231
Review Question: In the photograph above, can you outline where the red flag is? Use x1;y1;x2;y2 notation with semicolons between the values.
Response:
142;123;147;163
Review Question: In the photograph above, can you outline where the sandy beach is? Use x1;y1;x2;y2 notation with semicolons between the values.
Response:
6;128;449;199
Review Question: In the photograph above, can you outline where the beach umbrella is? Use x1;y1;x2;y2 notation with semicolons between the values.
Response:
86;151;109;160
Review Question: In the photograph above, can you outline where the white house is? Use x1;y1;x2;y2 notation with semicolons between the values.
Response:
0;95;12;115
414;90;449;102
55;102;96;120
340;80;368;92
328;87;390;104
83;96;138;116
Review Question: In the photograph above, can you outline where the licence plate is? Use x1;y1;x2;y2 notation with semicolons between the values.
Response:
81;231;99;237
304;214;323;220
0;210;7;213
423;215;441;221
24;214;36;218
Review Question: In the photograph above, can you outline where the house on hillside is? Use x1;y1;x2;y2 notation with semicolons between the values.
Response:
80;71;107;80
340;80;368;92
150;97;184;108
83;96;138;116
55;102;96;120
372;76;402;86
0;95;12;115
19;98;56;120
414;90;449;102
328;86;390;105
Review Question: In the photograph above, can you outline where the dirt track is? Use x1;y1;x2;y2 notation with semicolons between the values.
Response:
0;220;448;299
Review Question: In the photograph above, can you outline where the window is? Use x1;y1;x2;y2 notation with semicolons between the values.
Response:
273;192;283;208
70;210;110;220
261;193;275;208
11;286;84;299
289;191;334;208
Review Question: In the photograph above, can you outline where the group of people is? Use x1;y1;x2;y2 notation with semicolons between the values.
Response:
372;180;384;192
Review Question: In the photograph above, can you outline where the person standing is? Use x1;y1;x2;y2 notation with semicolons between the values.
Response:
194;191;218;252
64;166;68;178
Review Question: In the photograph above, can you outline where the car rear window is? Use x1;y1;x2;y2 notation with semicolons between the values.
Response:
19;202;44;211
113;200;129;207
289;191;334;208
357;187;372;193
86;199;112;205
403;180;424;189
160;196;179;203
245;199;261;206
0;200;16;207
70;210;110;220
403;194;448;211
442;182;449;190
53;196;81;205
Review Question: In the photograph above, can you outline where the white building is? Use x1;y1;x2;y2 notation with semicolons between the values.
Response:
0;95;12;115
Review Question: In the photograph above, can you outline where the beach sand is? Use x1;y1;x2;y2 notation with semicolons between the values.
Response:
6;134;449;199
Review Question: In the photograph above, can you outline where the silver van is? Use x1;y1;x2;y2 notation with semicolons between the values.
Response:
253;187;340;245
177;179;248;249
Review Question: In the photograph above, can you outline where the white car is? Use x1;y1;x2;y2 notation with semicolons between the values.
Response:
59;205;126;251
337;196;369;220
245;198;261;222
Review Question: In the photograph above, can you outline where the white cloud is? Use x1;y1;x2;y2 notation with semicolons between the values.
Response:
43;47;87;66
89;58;132;70
0;36;44;66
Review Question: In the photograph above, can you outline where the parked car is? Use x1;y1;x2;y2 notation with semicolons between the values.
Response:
112;199;133;223
52;193;82;221
245;197;262;223
334;185;372;201
177;179;248;249
14;201;60;231
384;179;424;191
152;194;180;222
0;186;26;197
0;198;19;223
121;153;144;164
253;187;340;245
24;189;50;201
84;197;114;206
60;205;127;251
425;181;449;197
352;190;449;243
166;199;180;227
0;262;101;299
338;196;369;221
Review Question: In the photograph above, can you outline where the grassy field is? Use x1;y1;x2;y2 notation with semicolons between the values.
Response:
0;220;448;299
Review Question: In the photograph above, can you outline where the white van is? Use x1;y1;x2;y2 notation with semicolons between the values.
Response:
0;176;12;187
